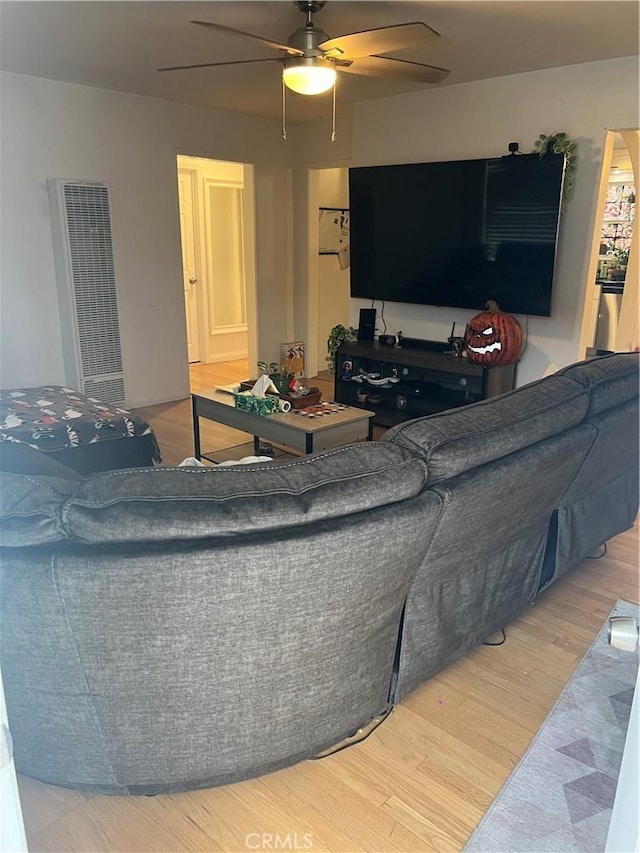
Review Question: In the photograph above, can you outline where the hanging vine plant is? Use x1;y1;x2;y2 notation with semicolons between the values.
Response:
533;132;577;209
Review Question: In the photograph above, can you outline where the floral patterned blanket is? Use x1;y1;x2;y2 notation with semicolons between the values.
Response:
0;386;161;461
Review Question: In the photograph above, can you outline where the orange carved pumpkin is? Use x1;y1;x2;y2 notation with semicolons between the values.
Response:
464;300;523;365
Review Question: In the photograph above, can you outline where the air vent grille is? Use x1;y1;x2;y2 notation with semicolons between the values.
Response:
83;376;126;404
63;184;123;378
49;179;126;404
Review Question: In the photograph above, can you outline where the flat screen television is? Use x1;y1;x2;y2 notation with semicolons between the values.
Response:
349;152;565;317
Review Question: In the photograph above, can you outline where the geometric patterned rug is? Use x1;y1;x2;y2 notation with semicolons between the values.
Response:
465;599;639;852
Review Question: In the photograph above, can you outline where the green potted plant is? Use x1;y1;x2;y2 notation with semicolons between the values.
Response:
257;360;294;394
533;132;577;208
326;324;358;374
611;246;629;266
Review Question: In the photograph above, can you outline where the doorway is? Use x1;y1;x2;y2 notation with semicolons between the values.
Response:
176;155;258;368
579;129;638;356
307;166;351;378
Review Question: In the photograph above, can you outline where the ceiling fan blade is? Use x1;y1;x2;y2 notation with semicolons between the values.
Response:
190;20;303;57
158;57;285;73
337;55;450;84
319;22;440;60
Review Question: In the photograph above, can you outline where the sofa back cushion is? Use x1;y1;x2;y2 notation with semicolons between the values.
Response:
394;422;596;700
556;352;639;417
0;443;427;547
545;397;639;582
382;374;588;484
1;486;441;793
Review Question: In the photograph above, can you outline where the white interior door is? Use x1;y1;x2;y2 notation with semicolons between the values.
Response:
177;156;250;365
202;181;248;362
178;169;201;363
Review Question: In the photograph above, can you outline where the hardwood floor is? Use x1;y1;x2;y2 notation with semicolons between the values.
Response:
16;361;640;852
130;360;252;467
187;359;251;395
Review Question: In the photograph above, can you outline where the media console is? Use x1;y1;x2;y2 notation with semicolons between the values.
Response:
335;340;517;427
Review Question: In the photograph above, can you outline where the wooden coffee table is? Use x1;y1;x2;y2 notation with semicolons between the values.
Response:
192;390;375;461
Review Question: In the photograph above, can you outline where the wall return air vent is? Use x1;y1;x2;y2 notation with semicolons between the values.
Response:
48;179;126;404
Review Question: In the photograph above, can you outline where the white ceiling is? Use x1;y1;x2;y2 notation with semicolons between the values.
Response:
1;1;638;124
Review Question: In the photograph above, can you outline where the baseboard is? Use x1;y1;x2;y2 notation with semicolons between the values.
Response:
204;351;248;363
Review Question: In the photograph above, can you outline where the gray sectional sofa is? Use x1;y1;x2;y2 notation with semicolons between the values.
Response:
1;352;638;795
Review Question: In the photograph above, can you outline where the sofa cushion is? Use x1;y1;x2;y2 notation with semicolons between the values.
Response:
556;352;639;417
382;374;589;484
0;472;77;546
7;442;424;545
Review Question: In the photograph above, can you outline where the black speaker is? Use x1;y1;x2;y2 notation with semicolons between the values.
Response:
358;308;376;341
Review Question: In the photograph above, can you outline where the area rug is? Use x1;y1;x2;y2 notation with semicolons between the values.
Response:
465;599;639;852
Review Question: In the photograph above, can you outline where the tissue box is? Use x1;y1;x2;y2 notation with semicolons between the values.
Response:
233;393;279;416
239;380;321;409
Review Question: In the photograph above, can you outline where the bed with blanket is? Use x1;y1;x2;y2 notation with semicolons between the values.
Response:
0;385;161;474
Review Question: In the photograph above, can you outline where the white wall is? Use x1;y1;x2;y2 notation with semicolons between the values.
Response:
0;72;291;407
2;58;638;402
294;56;639;386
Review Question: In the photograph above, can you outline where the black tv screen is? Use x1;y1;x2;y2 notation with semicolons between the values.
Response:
349;152;565;317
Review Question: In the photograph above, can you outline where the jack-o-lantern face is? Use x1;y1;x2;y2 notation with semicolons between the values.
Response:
464;300;523;365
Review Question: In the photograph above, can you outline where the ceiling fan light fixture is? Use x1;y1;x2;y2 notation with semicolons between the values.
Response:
282;57;336;95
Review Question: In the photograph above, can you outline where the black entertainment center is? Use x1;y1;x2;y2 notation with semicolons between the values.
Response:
335;340;516;427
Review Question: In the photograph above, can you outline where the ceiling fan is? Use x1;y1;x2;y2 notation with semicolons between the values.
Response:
159;0;450;96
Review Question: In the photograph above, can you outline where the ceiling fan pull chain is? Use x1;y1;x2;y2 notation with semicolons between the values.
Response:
331;80;336;142
282;75;287;140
